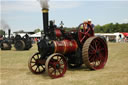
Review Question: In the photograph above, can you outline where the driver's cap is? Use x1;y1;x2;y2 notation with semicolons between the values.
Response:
87;19;92;22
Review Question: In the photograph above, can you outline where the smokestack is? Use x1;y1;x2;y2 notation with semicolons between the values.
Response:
8;29;11;39
38;0;49;35
42;8;49;35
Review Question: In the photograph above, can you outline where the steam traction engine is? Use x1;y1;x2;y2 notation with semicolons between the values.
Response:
14;34;32;50
28;8;108;78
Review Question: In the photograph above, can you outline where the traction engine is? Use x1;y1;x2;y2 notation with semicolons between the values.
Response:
28;5;108;78
1;29;12;50
14;34;32;50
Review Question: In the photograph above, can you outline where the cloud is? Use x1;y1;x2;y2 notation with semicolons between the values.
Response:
123;19;128;23
49;1;82;9
1;1;40;13
1;1;82;14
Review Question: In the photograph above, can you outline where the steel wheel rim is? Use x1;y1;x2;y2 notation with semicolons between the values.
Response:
28;52;45;74
45;53;67;78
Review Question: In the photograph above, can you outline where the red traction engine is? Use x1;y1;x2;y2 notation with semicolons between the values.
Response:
28;8;108;78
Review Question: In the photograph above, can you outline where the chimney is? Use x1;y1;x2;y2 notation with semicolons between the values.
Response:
42;8;49;35
8;29;11;39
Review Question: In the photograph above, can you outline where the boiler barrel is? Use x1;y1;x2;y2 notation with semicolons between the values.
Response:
53;40;78;54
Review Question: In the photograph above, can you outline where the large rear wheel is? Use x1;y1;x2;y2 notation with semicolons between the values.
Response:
82;37;108;70
14;40;25;50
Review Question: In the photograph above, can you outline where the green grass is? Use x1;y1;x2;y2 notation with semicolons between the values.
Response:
0;43;128;85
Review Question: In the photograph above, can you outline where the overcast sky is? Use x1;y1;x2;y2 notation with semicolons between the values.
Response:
0;0;128;32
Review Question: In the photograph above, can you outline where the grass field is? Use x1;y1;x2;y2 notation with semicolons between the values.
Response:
0;43;128;85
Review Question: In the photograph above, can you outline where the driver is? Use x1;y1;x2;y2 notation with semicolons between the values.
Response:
87;19;95;30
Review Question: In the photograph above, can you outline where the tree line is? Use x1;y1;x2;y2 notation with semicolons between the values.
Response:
94;23;128;33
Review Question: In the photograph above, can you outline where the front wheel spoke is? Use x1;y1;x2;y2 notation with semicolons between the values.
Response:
32;57;36;61
49;65;53;69
38;66;40;72
37;55;40;59
31;61;36;63
41;65;45;69
58;69;62;74
54;70;56;76
31;63;36;67
59;68;64;72
49;61;54;65
50;69;55;74
35;66;38;71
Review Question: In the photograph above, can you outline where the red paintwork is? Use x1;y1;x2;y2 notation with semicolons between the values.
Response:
53;40;78;54
54;29;62;37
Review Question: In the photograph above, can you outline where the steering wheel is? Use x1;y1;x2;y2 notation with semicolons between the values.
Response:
78;22;94;45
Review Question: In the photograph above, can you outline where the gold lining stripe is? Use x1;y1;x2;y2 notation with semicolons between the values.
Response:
53;41;57;53
63;41;67;54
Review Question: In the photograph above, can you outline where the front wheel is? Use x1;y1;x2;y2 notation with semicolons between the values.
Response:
28;52;45;74
45;53;67;78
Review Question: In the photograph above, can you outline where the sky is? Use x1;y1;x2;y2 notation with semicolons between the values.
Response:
0;0;128;32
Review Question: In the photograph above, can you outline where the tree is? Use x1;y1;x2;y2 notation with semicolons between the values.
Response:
0;30;5;36
34;28;41;33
